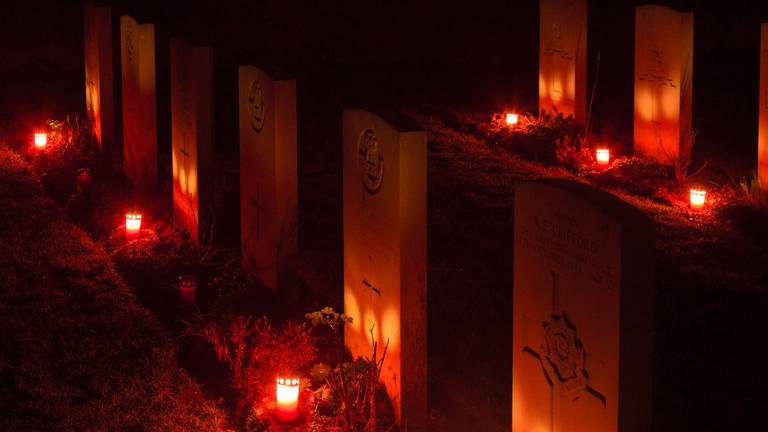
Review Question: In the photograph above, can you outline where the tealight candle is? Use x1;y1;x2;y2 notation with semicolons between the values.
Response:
276;376;300;423
596;148;610;167
505;113;519;126
178;275;197;305
689;189;706;210
125;213;142;239
34;132;47;149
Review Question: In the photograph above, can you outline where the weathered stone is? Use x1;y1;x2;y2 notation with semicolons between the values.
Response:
170;38;213;242
120;15;157;189
758;24;768;189
343;109;427;430
634;5;694;164
513;179;654;432
84;3;115;151
539;0;587;123
238;65;298;291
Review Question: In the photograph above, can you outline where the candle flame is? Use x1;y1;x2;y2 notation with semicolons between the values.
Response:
34;132;47;149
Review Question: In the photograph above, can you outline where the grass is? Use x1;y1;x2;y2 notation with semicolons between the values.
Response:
0;145;228;431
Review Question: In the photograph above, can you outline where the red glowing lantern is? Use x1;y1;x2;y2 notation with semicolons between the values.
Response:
77;168;92;187
179;275;197;305
689;188;706;210
34;132;47;149
505;113;519;126
276;377;300;423
125;213;142;239
596;148;610;167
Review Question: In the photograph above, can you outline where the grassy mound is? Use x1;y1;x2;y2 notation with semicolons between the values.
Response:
0;146;227;431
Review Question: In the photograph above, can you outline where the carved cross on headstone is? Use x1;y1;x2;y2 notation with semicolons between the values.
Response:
522;270;606;432
250;182;265;243
639;48;676;128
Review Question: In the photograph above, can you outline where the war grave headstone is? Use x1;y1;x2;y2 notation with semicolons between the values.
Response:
343;109;427;430
539;0;587;123
238;65;298;292
170;38;213;242
513;179;654;432
758;23;768;189
634;5;694;164
84;3;115;151
120;15;157;190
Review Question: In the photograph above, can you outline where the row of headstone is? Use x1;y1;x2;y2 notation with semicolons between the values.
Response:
538;3;698;166
91;3;664;430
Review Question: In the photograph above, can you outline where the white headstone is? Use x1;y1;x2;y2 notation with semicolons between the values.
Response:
84;3;115;151
513;180;654;432
634;5;694;164
758;24;768;189
238;65;298;291
343;109;427;430
170;38;213;242
539;0;587;123
120;15;157;190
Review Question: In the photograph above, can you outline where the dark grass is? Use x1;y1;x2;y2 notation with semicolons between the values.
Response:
0;146;228;431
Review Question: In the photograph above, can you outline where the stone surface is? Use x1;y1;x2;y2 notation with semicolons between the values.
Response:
539;0;587;123
238;65;298;292
343;109;427;430
759;24;768;189
634;5;693;164
512;180;654;432
120;15;157;190
170;38;213;242
84;3;115;152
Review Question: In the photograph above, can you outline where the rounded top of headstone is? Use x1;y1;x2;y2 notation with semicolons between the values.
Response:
344;108;424;133
239;64;293;81
517;179;653;234
636;4;690;15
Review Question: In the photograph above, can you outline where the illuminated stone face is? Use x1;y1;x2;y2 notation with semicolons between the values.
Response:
170;38;213;242
539;0;587;122
343;109;426;430
513;180;653;432
83;4;115;151
634;6;693;164
238;65;298;292
120;15;158;190
759;24;768;189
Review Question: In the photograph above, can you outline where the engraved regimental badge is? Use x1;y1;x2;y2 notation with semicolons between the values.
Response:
357;129;384;194
541;313;588;398
248;79;265;132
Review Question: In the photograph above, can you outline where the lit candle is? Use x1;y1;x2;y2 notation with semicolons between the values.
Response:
505;113;519;126
125;213;142;239
178;275;197;305
596;148;610;167
276;377;300;423
689;189;706;210
77;168;92;187
34;132;47;149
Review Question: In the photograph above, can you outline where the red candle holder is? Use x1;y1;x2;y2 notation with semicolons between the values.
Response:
689;188;706;210
179;275;197;305
596;148;610;167
34;132;48;149
276;376;300;423
125;213;142;239
505;112;519;127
